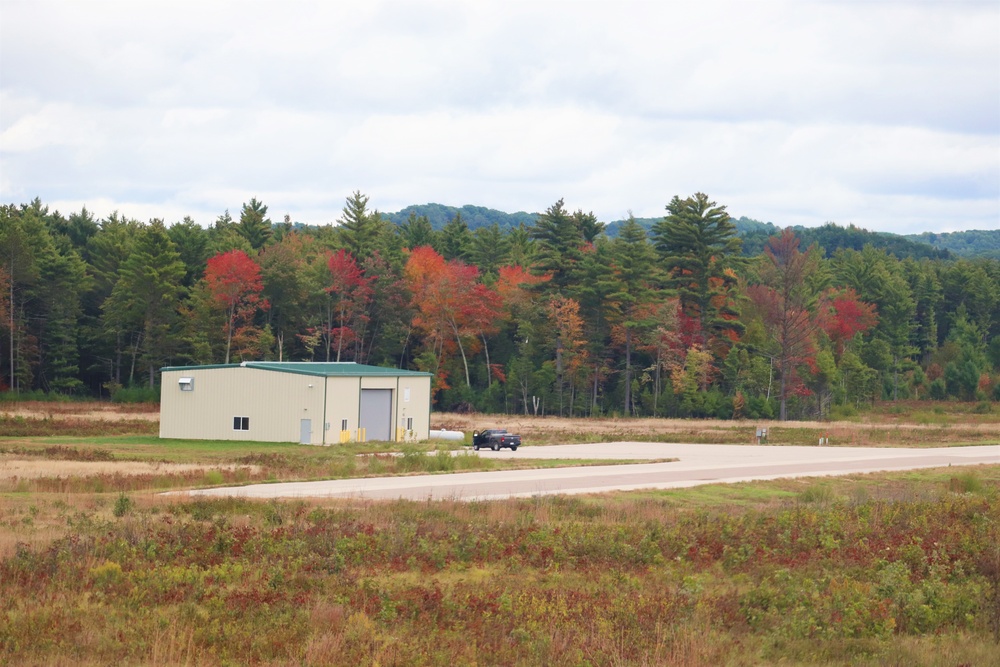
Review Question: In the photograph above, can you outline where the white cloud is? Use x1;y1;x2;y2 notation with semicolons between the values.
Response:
1;0;997;233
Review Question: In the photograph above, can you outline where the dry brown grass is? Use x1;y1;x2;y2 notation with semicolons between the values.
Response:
0;456;259;480
0;401;159;421
433;409;1000;447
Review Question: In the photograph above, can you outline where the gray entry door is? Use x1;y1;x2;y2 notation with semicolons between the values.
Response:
359;389;392;442
299;419;312;445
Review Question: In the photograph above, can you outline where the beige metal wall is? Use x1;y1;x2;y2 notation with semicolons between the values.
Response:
160;367;326;444
323;375;431;442
394;376;431;441
324;376;361;442
160;366;432;444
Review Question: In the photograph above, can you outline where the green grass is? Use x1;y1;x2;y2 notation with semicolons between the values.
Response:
628;482;799;508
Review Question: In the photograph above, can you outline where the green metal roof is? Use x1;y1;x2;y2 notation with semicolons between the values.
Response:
161;361;431;378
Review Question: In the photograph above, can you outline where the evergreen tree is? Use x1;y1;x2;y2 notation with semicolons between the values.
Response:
469;223;510;277
399;212;436;249
606;215;658;415
103;220;186;387
235;197;273;250
529;199;585;292
572;209;605;243
439;212;473;261
167;217;211;287
337;191;386;259
651;193;743;353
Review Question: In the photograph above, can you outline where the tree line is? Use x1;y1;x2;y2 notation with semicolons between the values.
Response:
2;192;998;419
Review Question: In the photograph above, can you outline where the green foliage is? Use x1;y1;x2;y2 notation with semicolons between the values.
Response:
2;195;997;414
111;385;159;403
906;229;1000;259
112;493;133;517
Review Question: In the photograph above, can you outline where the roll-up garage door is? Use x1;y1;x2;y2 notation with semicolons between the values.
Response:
360;389;392;442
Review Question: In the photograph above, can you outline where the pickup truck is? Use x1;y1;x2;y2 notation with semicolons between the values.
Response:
472;428;521;451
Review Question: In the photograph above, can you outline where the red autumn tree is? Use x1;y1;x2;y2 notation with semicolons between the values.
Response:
745;228;822;421
325;249;372;362
404;246;502;389
817;287;878;357
204;249;269;364
495;265;547;317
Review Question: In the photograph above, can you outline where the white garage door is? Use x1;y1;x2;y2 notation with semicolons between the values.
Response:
360;389;392;442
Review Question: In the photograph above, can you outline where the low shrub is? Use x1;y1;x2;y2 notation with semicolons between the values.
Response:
111;385;160;404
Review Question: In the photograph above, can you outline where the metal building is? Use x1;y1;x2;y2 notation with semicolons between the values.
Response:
159;361;433;444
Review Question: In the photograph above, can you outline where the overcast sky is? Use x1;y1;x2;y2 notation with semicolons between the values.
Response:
2;0;998;234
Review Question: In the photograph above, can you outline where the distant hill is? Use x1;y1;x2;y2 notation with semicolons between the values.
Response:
384;204;538;231
904;230;1000;259
604;216;951;260
382;204;1000;260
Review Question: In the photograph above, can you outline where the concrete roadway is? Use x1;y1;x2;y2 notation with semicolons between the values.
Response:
183;442;1000;502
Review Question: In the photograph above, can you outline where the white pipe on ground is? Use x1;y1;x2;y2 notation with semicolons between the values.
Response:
429;429;466;441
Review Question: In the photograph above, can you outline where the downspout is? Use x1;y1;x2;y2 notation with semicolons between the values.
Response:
357;376;362;440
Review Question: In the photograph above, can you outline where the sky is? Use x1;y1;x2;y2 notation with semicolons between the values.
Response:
1;0;998;234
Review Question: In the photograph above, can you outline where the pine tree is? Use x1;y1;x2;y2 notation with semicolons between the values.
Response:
236;197;273;250
651;193;743;352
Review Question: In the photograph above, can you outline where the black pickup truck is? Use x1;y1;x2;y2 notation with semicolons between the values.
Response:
472;429;521;451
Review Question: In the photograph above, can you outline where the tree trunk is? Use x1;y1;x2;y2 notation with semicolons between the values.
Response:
592;362;600;417
225;305;235;365
449;319;471;387
555;335;564;416
779;362;787;421
8;268;13;391
324;301;332;362
624;327;632;416
129;333;142;387
481;333;491;388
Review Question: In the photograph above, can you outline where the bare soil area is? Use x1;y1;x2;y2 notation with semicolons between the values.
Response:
432;412;1000;437
0;401;159;421
0;456;258;480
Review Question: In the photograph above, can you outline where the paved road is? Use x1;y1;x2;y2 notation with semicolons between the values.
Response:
183;442;1000;502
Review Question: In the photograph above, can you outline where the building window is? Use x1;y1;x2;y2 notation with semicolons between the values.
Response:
179;377;193;391
406;417;413;430
233;416;249;431
341;418;348;431
403;387;410;402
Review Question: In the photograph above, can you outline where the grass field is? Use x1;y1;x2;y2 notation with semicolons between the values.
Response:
1;401;999;665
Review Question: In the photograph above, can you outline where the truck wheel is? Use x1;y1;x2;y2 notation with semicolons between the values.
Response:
473;443;480;451
511;446;518;451
492;442;500;451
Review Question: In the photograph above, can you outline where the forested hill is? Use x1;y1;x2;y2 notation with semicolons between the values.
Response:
605;216;952;259
904;230;1000;260
385;204;537;231
388;205;963;260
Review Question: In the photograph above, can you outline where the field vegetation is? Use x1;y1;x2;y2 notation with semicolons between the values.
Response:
1;402;999;665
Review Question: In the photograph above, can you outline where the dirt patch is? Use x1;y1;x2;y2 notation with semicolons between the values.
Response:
1;404;159;422
433;413;1000;434
0;456;258;480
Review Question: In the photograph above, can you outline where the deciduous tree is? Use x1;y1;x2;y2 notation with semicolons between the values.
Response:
746;228;822;420
204;250;269;363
